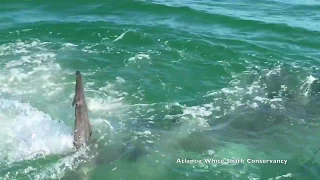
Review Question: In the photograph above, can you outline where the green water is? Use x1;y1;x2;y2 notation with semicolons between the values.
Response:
0;0;320;179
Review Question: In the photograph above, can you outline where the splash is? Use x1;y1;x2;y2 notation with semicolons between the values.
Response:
0;98;73;165
113;30;129;42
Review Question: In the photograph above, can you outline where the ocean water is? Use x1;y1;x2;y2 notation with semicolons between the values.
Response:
0;0;320;179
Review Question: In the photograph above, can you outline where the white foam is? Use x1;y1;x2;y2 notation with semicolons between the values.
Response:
178;66;295;133
63;43;78;47
87;97;124;112
182;104;215;118
0;98;73;164
300;75;318;96
116;77;126;84
136;130;152;136
0;39;130;179
0;40;62;99
128;53;150;63
33;148;88;180
112;30;129;42
268;173;293;180
82;45;101;54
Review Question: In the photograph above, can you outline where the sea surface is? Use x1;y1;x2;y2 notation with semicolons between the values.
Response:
0;0;320;180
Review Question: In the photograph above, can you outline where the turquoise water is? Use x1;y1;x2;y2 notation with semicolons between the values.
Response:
0;0;320;179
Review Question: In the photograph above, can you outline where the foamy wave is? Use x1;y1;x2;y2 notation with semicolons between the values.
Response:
0;39;131;179
0;98;74;164
0;39;49;56
0;39;63;99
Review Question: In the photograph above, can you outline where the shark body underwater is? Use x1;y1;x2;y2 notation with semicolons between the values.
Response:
67;71;320;179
